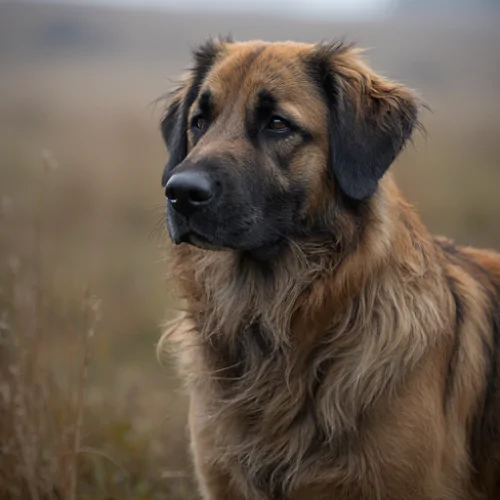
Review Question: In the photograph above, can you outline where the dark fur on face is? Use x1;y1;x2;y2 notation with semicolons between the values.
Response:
161;39;419;259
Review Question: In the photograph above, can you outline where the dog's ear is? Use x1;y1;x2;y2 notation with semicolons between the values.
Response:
310;42;420;200
160;37;229;187
161;84;189;187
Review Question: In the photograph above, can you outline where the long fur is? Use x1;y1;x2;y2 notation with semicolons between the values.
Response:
158;40;500;500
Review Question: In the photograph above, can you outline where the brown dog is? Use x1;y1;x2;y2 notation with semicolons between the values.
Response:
158;39;500;499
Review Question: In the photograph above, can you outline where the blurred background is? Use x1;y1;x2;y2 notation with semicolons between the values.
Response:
0;0;499;498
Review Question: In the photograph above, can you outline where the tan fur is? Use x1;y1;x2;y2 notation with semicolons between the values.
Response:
159;41;500;499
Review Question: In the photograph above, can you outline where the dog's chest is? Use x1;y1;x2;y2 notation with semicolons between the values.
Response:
202;386;322;498
198;394;373;500
197;327;330;497
190;316;412;499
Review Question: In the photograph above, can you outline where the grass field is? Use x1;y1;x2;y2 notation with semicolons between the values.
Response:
0;94;195;499
0;2;499;499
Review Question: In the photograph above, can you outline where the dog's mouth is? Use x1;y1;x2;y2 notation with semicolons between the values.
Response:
180;232;226;252
177;230;284;260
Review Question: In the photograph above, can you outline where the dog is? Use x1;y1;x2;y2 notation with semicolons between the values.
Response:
158;39;500;499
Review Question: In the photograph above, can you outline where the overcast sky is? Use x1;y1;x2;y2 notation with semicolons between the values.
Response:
39;0;393;19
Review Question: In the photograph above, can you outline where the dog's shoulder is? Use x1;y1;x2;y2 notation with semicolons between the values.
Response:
435;236;500;287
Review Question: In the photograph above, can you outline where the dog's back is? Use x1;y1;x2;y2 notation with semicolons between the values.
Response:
437;240;500;495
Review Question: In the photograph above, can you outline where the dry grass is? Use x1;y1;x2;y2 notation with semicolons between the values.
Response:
0;143;195;499
0;252;99;500
0;3;499;499
0;153;99;500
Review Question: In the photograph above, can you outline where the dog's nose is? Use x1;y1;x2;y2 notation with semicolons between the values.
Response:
165;171;214;215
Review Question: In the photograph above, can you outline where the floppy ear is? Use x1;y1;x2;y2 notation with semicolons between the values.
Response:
160;37;230;187
312;43;420;200
161;85;189;187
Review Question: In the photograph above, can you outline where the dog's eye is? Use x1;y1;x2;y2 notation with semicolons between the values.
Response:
267;117;291;133
191;114;208;132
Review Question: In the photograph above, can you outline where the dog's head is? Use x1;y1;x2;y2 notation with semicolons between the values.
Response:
161;39;419;259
